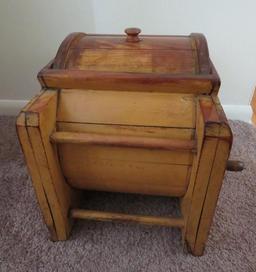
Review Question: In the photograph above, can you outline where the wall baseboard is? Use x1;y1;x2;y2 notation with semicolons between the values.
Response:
223;105;252;123
0;99;252;123
0;100;29;116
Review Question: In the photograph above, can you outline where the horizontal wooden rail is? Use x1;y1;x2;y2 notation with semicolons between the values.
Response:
70;209;185;228
38;69;214;94
51;131;196;152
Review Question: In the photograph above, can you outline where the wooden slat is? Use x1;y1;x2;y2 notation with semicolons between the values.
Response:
36;93;74;219
71;209;185;228
76;49;154;72
184;96;232;255
51;131;196;152
57;89;196;128
38;69;214;93
180;104;206;243
185;137;218;251
69;48;196;74
193;140;231;255
71;35;193;50
16;113;57;240
24;91;75;240
184;97;220;254
27;124;68;240
57;122;195;140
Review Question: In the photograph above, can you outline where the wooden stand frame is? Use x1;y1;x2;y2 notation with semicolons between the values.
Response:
17;90;232;256
16;91;76;241
181;95;232;255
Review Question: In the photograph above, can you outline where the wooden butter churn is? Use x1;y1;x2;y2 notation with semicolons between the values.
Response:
16;28;243;255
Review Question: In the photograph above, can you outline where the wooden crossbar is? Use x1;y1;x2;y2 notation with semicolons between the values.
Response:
51;131;196;152
70;209;185;228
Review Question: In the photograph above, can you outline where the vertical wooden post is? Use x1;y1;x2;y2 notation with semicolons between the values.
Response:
193;140;231;255
17;111;58;240
183;96;232;256
16;90;77;240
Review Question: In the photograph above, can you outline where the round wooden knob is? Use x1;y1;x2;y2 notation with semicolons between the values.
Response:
125;27;141;42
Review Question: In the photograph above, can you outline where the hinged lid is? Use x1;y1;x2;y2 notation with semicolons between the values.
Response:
38;28;220;94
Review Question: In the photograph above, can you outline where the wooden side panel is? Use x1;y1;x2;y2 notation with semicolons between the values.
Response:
57;90;196;128
19;90;76;240
180;103;205;241
185;137;218;250
193;140;231;255
184;95;232;256
16;113;57;240
36;93;73;218
27;124;69;240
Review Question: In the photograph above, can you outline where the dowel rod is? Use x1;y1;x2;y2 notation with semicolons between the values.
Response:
51;131;196;152
70;209;185;228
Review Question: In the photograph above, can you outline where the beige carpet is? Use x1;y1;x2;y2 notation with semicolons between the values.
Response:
0;116;255;272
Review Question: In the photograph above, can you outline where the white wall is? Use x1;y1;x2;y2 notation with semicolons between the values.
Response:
92;0;256;105
0;0;94;100
0;0;255;113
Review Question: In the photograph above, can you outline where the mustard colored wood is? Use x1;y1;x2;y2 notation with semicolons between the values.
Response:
57;89;196;128
16;29;234;256
71;209;185;228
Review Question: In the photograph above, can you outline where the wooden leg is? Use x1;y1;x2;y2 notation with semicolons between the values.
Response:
182;96;232;256
192;140;230;256
27;123;71;240
17;113;58;240
184;137;219;255
17;91;78;241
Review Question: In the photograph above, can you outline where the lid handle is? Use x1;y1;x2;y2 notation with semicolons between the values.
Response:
125;27;141;42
